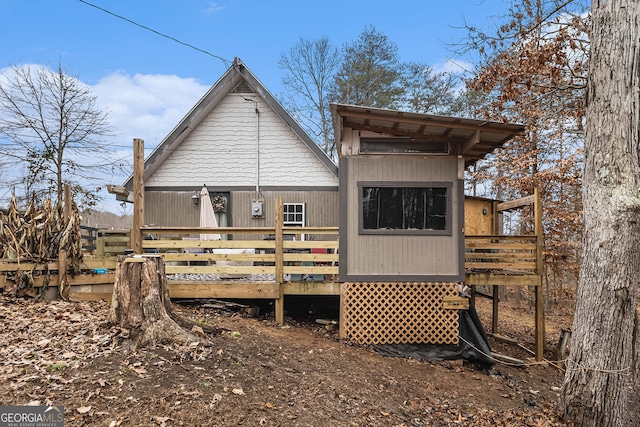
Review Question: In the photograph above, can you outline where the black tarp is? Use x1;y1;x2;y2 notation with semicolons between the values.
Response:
373;301;494;369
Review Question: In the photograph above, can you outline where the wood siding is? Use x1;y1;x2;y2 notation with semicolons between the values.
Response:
343;155;461;277
464;198;496;235
145;94;338;188
144;190;338;239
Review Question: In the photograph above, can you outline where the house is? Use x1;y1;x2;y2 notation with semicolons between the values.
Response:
110;80;545;359
116;58;339;232
331;103;528;347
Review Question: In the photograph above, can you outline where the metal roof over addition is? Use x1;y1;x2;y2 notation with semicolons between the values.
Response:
331;104;525;168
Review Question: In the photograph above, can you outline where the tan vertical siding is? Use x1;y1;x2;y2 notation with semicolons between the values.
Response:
345;155;460;276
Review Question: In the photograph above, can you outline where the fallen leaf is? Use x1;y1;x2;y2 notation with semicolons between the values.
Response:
77;406;92;414
209;393;223;410
191;325;205;338
132;366;148;376
152;416;171;427
232;388;245;395
265;402;276;409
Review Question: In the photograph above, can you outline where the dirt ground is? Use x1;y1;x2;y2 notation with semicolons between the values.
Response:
0;293;611;426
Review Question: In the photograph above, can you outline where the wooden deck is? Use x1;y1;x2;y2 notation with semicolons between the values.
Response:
0;228;544;360
0;193;545;360
0;233;541;298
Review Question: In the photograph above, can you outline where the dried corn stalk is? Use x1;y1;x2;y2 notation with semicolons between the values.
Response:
0;193;83;298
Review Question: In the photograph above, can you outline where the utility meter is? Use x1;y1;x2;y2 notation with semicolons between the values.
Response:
251;200;263;217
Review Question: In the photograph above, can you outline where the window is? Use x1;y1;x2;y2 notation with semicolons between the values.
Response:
284;203;305;226
360;137;448;154
284;203;305;240
360;183;451;235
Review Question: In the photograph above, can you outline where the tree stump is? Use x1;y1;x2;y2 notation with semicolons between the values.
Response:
109;255;210;349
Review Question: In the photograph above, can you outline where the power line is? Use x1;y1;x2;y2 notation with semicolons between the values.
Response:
78;0;231;68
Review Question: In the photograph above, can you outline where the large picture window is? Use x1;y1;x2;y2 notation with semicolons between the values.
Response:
359;182;451;235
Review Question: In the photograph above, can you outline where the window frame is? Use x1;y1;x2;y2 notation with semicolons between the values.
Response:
283;202;306;240
359;137;450;155
358;181;453;236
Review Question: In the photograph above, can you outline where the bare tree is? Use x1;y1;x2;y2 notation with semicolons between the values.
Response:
458;0;588;279
278;37;340;157
0;62;114;209
560;1;640;426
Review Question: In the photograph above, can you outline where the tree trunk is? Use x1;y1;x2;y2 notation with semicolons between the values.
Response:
560;2;640;426
109;255;211;349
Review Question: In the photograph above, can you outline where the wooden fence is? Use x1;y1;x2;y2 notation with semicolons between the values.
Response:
141;226;339;278
0;257;117;300
80;225;98;252
96;229;131;257
465;235;539;274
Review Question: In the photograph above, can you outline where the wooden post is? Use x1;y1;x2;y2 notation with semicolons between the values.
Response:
534;187;545;361
492;285;499;333
132;138;145;254
274;198;285;324
470;285;476;307
58;184;72;299
491;200;500;333
96;231;105;257
339;283;346;339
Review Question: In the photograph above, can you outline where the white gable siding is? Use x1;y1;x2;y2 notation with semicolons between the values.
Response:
146;94;337;187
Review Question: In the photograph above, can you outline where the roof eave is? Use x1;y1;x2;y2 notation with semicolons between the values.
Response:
121;58;338;193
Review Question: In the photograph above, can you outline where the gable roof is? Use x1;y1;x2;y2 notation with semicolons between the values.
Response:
331;103;525;168
120;58;338;195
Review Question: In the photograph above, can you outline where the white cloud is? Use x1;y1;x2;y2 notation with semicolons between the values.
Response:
204;2;225;14
91;71;210;150
433;58;475;75
0;66;210;213
90;72;209;212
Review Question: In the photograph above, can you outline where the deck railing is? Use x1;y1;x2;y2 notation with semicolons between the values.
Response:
139;226;339;280
464;235;539;273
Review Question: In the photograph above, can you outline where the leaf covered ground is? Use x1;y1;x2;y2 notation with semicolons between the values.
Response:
0;295;579;426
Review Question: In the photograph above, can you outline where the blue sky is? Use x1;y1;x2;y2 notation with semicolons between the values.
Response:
1;0;505;212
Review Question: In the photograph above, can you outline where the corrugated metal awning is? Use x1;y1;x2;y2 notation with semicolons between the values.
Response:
331;104;525;168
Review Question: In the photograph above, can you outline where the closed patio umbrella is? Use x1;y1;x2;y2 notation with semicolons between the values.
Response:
200;185;221;241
